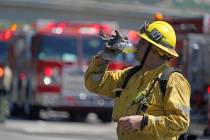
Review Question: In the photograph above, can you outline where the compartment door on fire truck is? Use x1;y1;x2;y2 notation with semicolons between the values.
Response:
187;34;210;93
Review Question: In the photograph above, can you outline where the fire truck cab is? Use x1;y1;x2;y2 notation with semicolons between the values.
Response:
10;20;127;122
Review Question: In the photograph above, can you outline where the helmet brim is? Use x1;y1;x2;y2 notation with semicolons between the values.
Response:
139;33;179;58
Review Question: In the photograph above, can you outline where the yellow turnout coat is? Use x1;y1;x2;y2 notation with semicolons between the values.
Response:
85;56;191;140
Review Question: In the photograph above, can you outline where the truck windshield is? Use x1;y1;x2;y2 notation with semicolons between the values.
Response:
38;35;78;62
0;41;8;61
82;37;104;60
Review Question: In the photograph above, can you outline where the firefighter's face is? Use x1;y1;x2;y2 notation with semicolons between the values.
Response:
134;38;150;62
135;38;162;65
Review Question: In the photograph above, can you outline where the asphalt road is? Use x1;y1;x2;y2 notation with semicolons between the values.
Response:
0;130;101;140
0;115;208;140
0;116;117;140
0;130;115;140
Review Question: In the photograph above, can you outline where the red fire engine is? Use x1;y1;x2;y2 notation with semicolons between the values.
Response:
0;24;14;92
158;13;210;138
0;23;14;121
10;20;129;122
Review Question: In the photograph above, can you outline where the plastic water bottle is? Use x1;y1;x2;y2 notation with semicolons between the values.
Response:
120;41;136;54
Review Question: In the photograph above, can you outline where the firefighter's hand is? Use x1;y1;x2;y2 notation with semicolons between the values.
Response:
118;115;143;131
97;30;131;61
99;30;130;52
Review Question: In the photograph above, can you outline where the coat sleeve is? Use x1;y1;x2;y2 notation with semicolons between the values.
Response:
84;55;129;98
141;72;191;138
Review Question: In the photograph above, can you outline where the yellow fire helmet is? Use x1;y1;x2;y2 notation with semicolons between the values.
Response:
138;20;179;58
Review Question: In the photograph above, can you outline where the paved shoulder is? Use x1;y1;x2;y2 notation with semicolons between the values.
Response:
0;119;117;139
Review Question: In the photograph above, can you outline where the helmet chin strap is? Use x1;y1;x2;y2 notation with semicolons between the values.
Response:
139;44;152;69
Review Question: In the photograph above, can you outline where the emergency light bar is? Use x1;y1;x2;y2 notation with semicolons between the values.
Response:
79;27;99;35
35;20;118;35
0;29;13;41
0;67;4;77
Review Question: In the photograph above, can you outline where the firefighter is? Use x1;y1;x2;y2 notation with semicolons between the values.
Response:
84;20;191;140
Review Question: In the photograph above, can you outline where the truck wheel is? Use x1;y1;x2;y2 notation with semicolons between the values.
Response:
69;112;87;122
27;106;40;120
97;113;112;123
10;103;20;117
0;93;8;122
